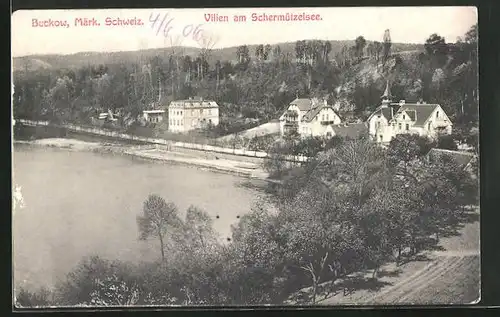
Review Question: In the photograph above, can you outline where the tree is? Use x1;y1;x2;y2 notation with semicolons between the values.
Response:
355;36;367;60
136;194;181;261
373;41;383;63
386;134;434;182
264;44;272;60
383;29;392;65
255;44;264;61
424;33;449;68
436;134;458;150
181;206;218;250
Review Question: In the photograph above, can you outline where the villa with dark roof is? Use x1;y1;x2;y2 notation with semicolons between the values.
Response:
279;98;342;138
367;82;453;144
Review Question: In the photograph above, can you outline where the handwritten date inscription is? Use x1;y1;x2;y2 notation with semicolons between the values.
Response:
149;12;218;49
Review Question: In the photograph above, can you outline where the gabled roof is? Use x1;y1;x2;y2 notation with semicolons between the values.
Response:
369;106;393;122
302;104;333;122
405;110;417;121
332;123;368;139
395;104;440;127
427;148;475;169
289;98;314;112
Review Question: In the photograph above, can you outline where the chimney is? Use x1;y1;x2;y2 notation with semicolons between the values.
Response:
399;100;405;106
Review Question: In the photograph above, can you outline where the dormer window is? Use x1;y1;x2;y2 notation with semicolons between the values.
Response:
403;115;406;120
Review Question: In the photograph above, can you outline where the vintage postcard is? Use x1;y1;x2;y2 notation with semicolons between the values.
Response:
12;7;479;307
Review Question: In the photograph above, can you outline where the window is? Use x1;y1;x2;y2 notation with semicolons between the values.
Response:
428;122;431;130
326;132;332;137
191;110;194;115
326;114;329;121
436;111;439;118
200;109;203;115
322;114;325;121
177;120;179;126
403;115;406;120
406;124;409;131
180;111;183;115
398;123;402;130
209;109;212;115
379;135;383;141
209;119;212;124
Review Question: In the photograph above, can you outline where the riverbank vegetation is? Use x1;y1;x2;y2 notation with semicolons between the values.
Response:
15;133;478;307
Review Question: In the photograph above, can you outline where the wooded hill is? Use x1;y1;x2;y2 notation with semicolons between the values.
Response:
13;41;423;72
13;25;477;137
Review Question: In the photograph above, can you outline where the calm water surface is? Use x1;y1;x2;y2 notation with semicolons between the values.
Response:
13;145;259;290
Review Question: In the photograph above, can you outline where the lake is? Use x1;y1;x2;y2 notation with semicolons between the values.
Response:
13;145;261;290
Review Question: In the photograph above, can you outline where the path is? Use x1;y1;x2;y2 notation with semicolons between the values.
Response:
316;209;480;305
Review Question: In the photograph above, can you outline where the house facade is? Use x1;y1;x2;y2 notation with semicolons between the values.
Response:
142;110;165;124
279;98;342;138
367;83;453;144
168;97;220;133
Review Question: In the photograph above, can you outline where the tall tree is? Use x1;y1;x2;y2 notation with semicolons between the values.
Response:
137;194;181;261
354;36;367;60
383;29;392;65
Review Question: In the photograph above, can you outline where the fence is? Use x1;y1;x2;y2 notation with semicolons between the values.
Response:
17;119;309;163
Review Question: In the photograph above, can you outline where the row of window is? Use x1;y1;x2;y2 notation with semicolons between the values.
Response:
170;109;213;116
169;118;214;126
170;119;183;126
148;117;161;123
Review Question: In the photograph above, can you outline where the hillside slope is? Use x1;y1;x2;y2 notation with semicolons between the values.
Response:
13;41;423;72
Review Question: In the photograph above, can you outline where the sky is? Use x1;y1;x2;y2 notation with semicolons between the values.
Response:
12;7;477;57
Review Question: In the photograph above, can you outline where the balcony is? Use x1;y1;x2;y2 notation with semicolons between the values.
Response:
284;120;299;127
320;120;336;126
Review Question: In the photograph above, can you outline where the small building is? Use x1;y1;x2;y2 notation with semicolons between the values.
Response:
367;82;453;144
279;98;342;138
427;148;477;173
168;97;220;133
142;110;165;124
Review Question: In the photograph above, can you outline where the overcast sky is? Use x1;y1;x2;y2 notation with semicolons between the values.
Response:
12;7;477;57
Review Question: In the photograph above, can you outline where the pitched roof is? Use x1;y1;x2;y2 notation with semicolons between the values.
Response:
395;104;440;127
332;123;368;139
427;148;475;168
302;104;331;122
370;106;394;121
289;98;314;112
405;110;417;121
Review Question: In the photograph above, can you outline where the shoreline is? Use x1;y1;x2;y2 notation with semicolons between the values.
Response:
14;138;272;181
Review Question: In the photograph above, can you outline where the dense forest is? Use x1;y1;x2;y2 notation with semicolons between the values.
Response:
13;24;478;138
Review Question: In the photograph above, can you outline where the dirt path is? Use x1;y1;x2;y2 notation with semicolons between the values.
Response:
316;210;480;305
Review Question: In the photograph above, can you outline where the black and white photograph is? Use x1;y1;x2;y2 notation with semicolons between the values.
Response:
12;7;479;307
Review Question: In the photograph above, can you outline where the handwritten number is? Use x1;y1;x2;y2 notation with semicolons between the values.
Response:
182;24;193;37
192;24;204;42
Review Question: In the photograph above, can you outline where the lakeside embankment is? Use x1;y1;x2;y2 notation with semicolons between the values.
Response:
14;138;271;180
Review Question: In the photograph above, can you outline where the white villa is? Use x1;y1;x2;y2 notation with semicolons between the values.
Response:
168;97;220;133
367;82;453;144
279;98;342;138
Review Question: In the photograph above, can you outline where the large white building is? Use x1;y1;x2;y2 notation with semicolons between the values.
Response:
279;98;342;138
168;97;220;133
367;83;453;144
